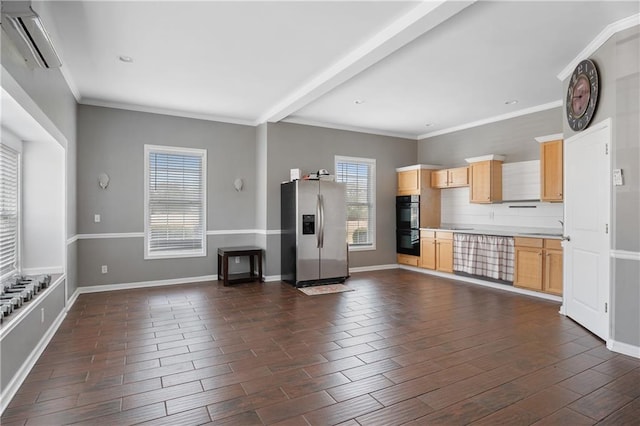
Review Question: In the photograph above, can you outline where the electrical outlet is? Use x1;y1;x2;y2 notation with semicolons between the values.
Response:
41;308;44;324
94;214;101;223
235;256;240;264
101;265;108;274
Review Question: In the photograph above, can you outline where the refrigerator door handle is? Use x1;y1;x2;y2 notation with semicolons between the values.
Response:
317;194;325;248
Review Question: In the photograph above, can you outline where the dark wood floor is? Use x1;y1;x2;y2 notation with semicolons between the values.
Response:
3;270;639;425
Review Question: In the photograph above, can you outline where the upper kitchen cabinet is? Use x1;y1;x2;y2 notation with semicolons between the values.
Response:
430;167;469;189
466;155;504;203
397;169;420;195
537;135;564;202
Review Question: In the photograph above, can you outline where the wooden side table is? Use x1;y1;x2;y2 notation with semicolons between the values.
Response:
217;246;263;286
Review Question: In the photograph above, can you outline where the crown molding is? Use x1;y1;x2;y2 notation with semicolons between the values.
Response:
281;117;416;140
557;14;640;81
419;100;562;140
80;98;257;127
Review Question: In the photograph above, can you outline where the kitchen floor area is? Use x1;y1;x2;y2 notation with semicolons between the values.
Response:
2;270;638;425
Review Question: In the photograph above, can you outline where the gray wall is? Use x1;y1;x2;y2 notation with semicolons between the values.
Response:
417;107;562;166
561;26;640;347
264;122;417;275
76;105;257;286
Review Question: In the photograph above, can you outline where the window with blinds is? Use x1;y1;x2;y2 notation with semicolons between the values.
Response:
335;155;376;250
144;145;207;259
1;143;20;279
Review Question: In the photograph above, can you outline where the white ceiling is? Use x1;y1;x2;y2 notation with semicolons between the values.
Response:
35;1;639;139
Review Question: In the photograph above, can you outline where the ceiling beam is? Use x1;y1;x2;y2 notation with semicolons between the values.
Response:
259;0;476;124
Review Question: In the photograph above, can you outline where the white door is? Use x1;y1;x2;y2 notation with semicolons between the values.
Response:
564;119;611;341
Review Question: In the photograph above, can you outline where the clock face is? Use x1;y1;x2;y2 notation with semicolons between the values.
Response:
566;59;599;131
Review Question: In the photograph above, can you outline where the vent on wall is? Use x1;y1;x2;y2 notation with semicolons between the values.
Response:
1;1;61;68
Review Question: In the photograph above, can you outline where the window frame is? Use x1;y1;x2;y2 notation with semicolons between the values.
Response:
334;155;376;252
144;144;207;260
0;138;22;280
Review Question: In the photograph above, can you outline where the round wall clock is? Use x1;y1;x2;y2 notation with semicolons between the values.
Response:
566;59;599;131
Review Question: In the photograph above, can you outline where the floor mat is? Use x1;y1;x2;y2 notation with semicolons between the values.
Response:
298;284;354;296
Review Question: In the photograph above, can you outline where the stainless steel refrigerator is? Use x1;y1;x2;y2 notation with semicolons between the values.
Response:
281;180;349;287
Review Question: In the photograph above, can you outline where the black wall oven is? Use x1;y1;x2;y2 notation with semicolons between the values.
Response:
396;229;420;256
396;195;420;256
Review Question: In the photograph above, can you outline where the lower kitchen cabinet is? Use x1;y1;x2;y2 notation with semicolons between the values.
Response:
420;231;453;272
397;253;419;267
514;237;563;295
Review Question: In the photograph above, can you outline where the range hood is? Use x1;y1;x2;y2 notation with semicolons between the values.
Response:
1;1;61;68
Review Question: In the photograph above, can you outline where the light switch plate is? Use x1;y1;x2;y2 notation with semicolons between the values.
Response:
94;214;101;223
613;169;624;186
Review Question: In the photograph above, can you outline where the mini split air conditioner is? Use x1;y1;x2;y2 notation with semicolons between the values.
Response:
1;1;61;68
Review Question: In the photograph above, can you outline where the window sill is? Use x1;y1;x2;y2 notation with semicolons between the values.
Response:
144;251;207;260
348;244;376;252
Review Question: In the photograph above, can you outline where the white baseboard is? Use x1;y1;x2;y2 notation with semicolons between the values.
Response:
0;302;68;414
607;339;640;359
349;264;398;273
77;275;219;294
398;264;563;303
264;275;282;282
67;287;81;310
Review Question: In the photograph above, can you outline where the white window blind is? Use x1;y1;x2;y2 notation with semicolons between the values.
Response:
0;144;20;278
335;156;376;250
144;145;207;259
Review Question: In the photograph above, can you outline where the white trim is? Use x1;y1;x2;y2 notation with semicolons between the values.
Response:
335;155;377;250
21;266;64;275
535;133;564;143
80;98;256;127
144;144;207;260
607;339;640;359
419;100;562;140
78;275;218;294
611;250;640;261
557;14;640;81
77;232;145;240
395;164;441;172
66;287;80;310
281;117;416;140
349;264;397;273
0;274;65;339
0;127;23;152
69;230;281;241
465;154;506;163
264;275;282;282
399;265;563;303
207;229;257;235
0;294;68;414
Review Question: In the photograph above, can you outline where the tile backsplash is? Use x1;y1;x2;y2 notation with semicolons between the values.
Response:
441;187;564;230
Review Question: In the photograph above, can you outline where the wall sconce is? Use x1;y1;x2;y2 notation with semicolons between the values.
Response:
234;178;244;192
98;173;110;189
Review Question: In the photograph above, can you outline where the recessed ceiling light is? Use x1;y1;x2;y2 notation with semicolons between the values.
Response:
119;55;134;63
504;99;518;105
354;99;364;105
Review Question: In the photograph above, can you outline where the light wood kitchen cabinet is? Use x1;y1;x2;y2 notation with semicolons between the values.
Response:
397;253;419;267
540;139;563;202
514;237;563;295
397;169;420;195
436;232;454;273
419;233;436;269
430;167;469;189
469;160;502;203
419;230;453;272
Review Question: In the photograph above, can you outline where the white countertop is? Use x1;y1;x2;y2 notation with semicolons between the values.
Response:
420;225;564;239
